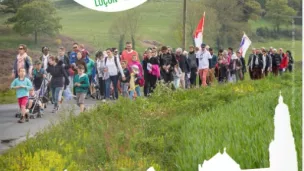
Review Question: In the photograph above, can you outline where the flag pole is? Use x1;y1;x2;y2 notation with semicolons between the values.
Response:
202;11;205;43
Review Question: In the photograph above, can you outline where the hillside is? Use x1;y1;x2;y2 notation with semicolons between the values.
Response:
0;0;302;91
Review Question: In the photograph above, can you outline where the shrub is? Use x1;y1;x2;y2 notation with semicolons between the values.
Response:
0;71;302;170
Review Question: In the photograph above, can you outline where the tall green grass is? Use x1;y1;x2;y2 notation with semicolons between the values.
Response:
0;70;301;170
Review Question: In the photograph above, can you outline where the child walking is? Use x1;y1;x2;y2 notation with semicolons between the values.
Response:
120;60;130;97
173;63;182;89
10;68;33;123
129;65;141;100
32;60;46;113
74;65;90;112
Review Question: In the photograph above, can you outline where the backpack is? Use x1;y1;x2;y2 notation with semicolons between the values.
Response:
105;57;119;73
288;55;294;64
137;75;145;87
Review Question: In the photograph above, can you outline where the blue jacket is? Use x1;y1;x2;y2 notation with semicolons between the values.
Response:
10;77;33;98
69;51;78;65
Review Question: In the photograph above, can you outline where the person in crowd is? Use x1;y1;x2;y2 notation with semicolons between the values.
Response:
128;54;143;77
41;47;50;70
237;51;246;80
187;45;198;88
271;49;281;76
227;47;233;64
143;49;160;96
217;53;228;83
95;51;105;98
167;46;173;54
58;47;70;74
208;48;217;85
247;48;256;80
196;43;212;87
229;52;243;83
175;48;189;89
74;64;89;112
72;51;88;75
27;88;43;114
121;42;139;64
79;44;90;58
113;48;120;59
286;50;294;72
159;46;177;84
32;60;46;91
263;49;272;77
172;63;182;89
129;65;142;100
32;60;47;111
120;60;130;97
68;43;79;90
85;54;95;98
12;44;33;79
250;49;264;80
103;48;125;102
279;48;288;75
47;56;70;113
214;49;223;80
10;68;33;123
58;47;70;98
183;50;191;89
268;47;273;56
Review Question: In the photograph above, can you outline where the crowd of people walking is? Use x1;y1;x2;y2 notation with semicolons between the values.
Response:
10;42;294;123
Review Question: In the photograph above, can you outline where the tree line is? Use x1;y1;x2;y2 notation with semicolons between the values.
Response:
0;0;301;48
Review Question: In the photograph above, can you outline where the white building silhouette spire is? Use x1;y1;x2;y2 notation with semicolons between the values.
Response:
197;92;298;171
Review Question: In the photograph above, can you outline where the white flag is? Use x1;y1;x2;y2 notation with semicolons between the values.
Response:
238;33;252;58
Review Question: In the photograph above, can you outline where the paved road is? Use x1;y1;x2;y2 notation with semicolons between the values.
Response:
0;99;98;154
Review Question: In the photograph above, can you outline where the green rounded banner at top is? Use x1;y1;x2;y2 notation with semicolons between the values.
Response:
74;0;147;12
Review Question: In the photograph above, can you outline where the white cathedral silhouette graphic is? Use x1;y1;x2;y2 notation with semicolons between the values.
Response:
198;92;298;171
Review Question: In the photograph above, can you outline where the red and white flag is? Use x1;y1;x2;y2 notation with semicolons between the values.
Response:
193;12;205;48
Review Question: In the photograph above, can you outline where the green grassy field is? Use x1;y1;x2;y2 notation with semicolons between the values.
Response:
0;69;301;170
0;1;302;60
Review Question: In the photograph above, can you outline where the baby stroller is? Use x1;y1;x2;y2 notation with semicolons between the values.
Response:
15;78;49;118
29;78;50;119
94;76;102;100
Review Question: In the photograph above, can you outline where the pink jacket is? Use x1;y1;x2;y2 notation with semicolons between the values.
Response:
150;64;160;78
128;61;143;77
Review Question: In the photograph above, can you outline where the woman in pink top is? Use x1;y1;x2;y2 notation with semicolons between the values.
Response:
128;55;143;77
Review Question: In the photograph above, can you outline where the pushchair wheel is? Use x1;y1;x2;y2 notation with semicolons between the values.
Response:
30;115;36;119
15;113;20;118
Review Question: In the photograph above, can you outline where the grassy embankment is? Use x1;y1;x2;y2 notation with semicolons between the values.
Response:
0;68;302;170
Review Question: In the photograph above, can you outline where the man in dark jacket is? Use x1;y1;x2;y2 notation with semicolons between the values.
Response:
271;49;281;76
247;48;256;80
187;45;198;87
250;49;264;80
159;46;177;84
264;50;272;77
237;51;246;80
175;47;189;89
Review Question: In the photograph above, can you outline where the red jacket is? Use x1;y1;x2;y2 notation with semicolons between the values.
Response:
279;53;288;69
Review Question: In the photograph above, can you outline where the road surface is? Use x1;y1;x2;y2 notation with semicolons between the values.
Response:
0;98;98;154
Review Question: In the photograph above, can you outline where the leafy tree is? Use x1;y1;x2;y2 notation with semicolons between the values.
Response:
13;0;62;44
0;0;33;13
109;15;128;52
124;9;140;50
109;9;140;51
265;0;297;32
242;0;262;20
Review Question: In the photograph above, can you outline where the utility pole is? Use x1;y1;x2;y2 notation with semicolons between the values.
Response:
182;0;186;50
